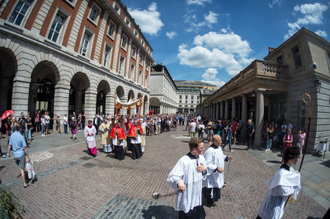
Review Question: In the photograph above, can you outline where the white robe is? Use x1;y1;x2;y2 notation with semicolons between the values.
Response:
258;166;301;219
84;126;96;148
203;145;227;188
167;154;207;213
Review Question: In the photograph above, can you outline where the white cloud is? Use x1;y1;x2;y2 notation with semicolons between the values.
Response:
166;31;177;39
187;0;212;6
204;11;218;24
315;30;327;37
284;3;328;40
201;68;225;88
128;3;164;35
177;30;254;76
268;0;280;9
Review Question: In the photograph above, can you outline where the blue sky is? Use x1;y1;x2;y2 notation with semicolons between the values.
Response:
122;0;330;87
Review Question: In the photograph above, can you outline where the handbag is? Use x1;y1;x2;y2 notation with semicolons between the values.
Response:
25;161;36;179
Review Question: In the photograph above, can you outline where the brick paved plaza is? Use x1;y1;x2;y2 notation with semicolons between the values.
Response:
0;127;328;219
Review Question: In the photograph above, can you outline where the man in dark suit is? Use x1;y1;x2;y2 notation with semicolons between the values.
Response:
93;114;101;134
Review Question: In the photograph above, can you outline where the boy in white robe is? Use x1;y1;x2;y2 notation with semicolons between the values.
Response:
167;137;207;219
203;134;233;207
257;146;301;219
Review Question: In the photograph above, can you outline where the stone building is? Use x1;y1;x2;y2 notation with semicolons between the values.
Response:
0;0;153;121
202;28;330;150
175;80;217;114
149;64;178;114
196;89;216;115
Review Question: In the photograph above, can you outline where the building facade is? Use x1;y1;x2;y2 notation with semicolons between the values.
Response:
175;80;217;114
149;64;178;114
202;28;330;150
196;89;216;115
0;0;154;121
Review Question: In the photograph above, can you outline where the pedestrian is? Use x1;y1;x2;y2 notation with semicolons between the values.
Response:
190;119;197;138
6;124;31;188
282;129;293;163
198;121;205;139
93;114;101;135
6;115;13;144
70;117;78;141
265;124;274;152
82;112;86;129
246;119;254;150
40;114;45;137
257;146;301;219
297;128;306;158
223;123;233;152
99;117;111;153
26;115;33;143
110;119;127;160
18;112;28;147
84;120;97;157
232;118;238;145
207;120;214;144
56;114;62;135
44;111;50;135
35;110;40;132
167;137;207;219
63;113;68;134
127;119;143;160
77;114;82;131
204;135;233;207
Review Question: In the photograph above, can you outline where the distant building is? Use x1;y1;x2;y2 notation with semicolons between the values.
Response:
149;64;178;114
0;0;153;120
175;80;217;114
202;27;330;150
196;89;216;115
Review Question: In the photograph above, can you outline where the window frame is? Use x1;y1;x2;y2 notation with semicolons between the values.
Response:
88;2;101;26
8;0;35;27
131;44;137;59
103;43;113;68
121;33;128;51
107;19;116;40
79;28;94;57
130;63;135;80
46;8;70;44
118;55;126;75
292;45;302;70
139;53;143;66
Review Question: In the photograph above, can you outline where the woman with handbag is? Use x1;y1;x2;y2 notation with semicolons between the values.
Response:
298;128;306;158
265;124;274;152
282;129;293;163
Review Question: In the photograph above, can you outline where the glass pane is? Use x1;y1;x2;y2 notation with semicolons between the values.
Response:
15;14;24;25
21;4;29;14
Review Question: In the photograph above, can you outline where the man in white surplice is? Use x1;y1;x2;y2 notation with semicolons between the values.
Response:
203;134;233;207
167;137;207;219
257;146;301;219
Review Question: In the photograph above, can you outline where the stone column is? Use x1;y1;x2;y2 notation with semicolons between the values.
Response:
286;93;291;122
84;90;97;121
160;104;163;114
241;94;248;139
255;89;266;147
11;80;30;116
53;86;70;120
232;97;237;119
112;25;122;73
220;101;224;118
267;96;271;122
106;93;114;116
225;100;229;119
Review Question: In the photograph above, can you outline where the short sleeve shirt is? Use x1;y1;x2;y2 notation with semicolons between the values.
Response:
18;118;26;130
9;131;26;157
246;124;254;135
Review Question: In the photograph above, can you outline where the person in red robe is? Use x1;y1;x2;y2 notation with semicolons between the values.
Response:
110;120;127;160
127;119;144;160
282;129;293;163
125;117;133;151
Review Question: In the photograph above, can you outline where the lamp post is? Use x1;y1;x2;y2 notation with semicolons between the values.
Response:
314;76;321;93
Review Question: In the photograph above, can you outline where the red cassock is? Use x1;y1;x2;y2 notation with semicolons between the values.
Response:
125;122;133;131
110;126;127;140
127;125;144;138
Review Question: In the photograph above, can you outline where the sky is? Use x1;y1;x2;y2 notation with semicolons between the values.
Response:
122;0;330;87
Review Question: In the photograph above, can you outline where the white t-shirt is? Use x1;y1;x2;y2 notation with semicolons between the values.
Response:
190;122;196;132
63;116;68;125
45;115;50;124
199;124;205;132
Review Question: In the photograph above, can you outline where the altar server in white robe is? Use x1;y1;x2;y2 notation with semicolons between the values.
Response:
257;146;301;219
167;137;207;219
204;134;233;207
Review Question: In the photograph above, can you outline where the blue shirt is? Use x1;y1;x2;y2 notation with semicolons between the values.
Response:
9;131;26;158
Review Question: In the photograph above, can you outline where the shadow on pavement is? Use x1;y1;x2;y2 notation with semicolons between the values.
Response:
320;159;330;168
142;205;177;219
266;160;282;164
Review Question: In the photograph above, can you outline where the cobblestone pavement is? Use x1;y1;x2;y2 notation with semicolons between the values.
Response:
0;127;328;218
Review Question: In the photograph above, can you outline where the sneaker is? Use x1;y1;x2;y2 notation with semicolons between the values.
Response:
230;150;233;152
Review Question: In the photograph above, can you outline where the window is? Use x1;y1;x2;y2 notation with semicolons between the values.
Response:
191;101;193;103
131;45;137;59
180;95;182;99
47;12;67;43
185;95;188;99
145;74;148;86
292;45;302;69
130;64;135;80
121;34;128;50
8;0;34;26
191;95;193;99
80;31;92;57
126;19;129;26
197;96;200;99
277;55;283;65
103;44;112;67
119;56;125;74
185;100;187;103
139;53;143;65
89;4;100;23
179;100;182;103
139;70;142;84
107;20;116;39
146;60;149;71
327;50;330;69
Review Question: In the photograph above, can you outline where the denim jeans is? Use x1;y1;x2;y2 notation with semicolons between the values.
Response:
223;137;232;150
64;124;68;134
41;124;44;134
266;135;272;149
28;128;32;139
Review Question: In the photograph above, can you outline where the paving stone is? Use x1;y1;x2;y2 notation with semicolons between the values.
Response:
319;181;330;192
310;175;326;185
313;195;330;210
301;185;320;199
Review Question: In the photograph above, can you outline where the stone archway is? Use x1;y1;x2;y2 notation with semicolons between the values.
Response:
0;48;17;113
96;80;111;115
28;61;60;127
149;97;160;114
115;86;125;115
69;72;90;115
143;95;148;115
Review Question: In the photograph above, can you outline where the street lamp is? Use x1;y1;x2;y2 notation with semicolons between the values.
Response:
314;76;321;93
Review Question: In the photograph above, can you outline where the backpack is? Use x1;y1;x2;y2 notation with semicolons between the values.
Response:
70;121;75;129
